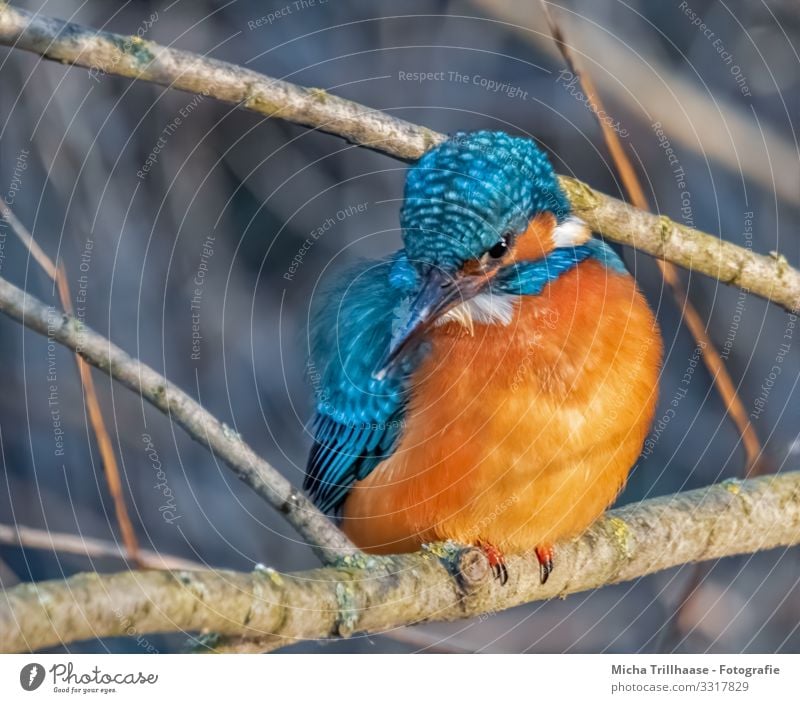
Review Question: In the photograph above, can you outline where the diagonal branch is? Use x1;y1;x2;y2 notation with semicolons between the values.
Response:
0;201;144;566
537;1;762;473
2;471;799;653
537;6;772;652
0;275;357;564
0;5;798;312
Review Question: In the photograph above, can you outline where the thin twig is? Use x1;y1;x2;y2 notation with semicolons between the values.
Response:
537;2;771;653
1;471;798;653
0;522;203;571
0;5;797;312
537;1;762;475
0;274;358;564
0;202;144;566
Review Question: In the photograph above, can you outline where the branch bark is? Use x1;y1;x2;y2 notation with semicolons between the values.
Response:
2;471;799;653
0;276;357;564
0;5;798;312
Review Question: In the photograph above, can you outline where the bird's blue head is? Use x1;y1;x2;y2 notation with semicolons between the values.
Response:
380;131;591;377
401;130;572;268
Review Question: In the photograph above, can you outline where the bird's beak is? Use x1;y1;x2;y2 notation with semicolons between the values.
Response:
375;267;487;380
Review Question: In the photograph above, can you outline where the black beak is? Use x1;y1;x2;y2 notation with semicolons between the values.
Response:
374;266;487;380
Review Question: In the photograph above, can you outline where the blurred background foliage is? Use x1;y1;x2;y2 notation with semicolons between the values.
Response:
0;0;798;653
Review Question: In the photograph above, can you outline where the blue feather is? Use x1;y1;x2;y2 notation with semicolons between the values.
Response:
305;256;414;514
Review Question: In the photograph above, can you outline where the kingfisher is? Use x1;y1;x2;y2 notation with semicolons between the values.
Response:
304;131;661;584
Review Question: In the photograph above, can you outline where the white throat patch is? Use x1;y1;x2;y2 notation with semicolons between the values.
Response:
436;292;517;333
552;215;591;248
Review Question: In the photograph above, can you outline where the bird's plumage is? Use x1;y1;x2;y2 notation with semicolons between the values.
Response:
340;256;661;554
304;130;661;571
305;255;411;513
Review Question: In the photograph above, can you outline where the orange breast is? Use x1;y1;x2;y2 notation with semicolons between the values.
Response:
342;259;662;554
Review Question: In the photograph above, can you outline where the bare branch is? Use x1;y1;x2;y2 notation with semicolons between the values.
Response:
537;1;763;472
0;5;797;312
0;201;144;566
0;523;202;571
2;471;798;653
0;275;358;563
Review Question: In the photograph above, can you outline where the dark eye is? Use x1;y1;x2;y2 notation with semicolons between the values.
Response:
487;238;509;259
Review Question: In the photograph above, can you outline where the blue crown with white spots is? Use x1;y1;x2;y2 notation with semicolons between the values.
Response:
400;131;570;270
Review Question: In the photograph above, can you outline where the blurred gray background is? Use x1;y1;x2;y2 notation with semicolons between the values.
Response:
0;0;798;653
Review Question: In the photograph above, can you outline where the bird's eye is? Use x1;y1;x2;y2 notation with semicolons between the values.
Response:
487;238;509;259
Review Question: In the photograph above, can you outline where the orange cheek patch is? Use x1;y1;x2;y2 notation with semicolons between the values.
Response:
511;212;557;263
461;258;484;276
460;259;499;285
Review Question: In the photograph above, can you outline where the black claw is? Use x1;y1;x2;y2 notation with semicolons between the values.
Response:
492;562;508;586
539;558;553;585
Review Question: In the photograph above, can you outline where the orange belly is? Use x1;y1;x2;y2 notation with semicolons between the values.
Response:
342;259;662;555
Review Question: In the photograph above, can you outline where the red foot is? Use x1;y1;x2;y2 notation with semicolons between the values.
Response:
535;545;555;585
477;540;508;585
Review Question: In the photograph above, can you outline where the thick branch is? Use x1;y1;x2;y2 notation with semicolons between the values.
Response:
0;5;797;311
2;472;799;653
559;177;800;314
0;277;357;563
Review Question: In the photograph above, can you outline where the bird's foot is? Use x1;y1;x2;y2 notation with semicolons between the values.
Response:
534;544;555;584
477;540;508;585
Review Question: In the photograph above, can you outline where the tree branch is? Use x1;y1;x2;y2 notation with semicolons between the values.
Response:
2;471;798;653
0;275;357;563
1;201;144;566
537;2;762;472
0;5;797;312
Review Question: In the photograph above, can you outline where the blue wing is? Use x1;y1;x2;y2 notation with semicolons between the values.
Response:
304;255;417;514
